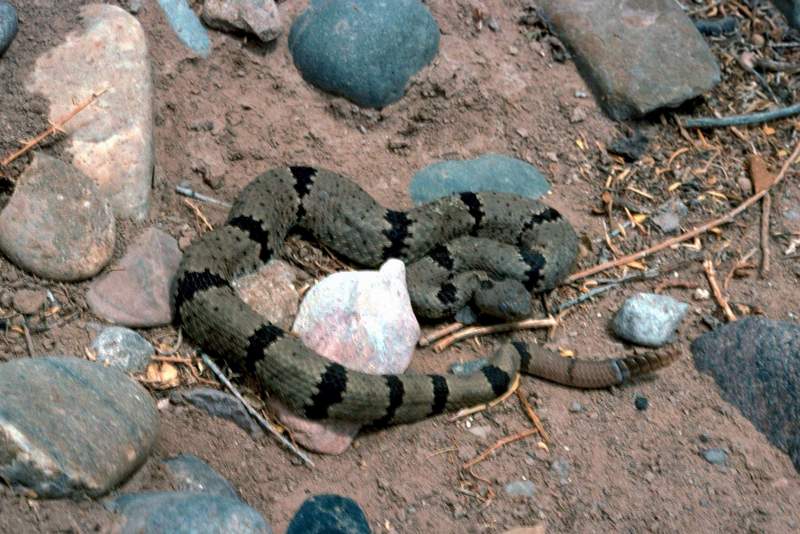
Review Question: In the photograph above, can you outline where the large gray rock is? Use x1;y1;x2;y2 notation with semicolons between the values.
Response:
0;1;17;56
108;492;272;534
539;0;720;120
691;317;800;472
0;153;115;281
163;454;239;499
156;0;212;57
289;0;439;108
772;1;800;29
0;356;158;498
27;4;154;220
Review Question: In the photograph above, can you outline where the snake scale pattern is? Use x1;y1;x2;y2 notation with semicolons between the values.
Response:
174;166;677;426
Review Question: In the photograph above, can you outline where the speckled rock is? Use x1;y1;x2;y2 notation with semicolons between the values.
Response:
0;1;18;56
0;153;115;281
156;0;211;56
289;0;439;108
27;4;154;220
202;0;282;43
163;454;239;499
87;228;182;327
0;356;158;498
692;317;800;472
169;387;264;438
234;260;299;331
108;492;271;534
409;154;551;205
538;0;720;119
612;293;688;347
90;326;154;373
772;1;800;29
270;259;420;454
287;494;370;534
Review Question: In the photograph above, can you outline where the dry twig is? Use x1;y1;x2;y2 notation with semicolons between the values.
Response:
433;317;557;352
516;388;550;443
183;198;214;232
723;248;758;290
681;102;800;129
419;322;464;347
761;193;772;276
703;259;736;322
462;427;538;470
566;141;800;283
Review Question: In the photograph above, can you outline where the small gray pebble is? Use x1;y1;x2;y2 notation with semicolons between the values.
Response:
90;326;154;373
450;357;489;376
634;394;649;411
701;448;728;465
568;401;584;413
612;293;688;347
503;480;536;498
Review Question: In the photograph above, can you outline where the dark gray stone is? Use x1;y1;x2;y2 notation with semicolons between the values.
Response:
156;0;211;57
772;1;800;29
287;494;370;534
0;356;158;497
701;448;728;466
410;154;550;205
612;293;688;347
108;492;271;534
163;454;239;499
538;0;720;120
634;394;649;411
503;480;537;498
289;0;439;108
0;1;17;56
170;387;264;438
691;317;800;472
91;326;154;373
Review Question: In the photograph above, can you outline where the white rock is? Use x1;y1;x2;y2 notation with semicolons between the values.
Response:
270;259;420;454
27;4;154;220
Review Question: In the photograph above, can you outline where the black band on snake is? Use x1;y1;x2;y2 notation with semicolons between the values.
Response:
174;166;677;426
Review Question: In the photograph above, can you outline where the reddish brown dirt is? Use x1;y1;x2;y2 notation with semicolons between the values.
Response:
1;1;799;533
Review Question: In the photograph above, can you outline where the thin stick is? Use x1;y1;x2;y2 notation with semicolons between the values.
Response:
462;427;538;470
419;322;464;347
183;198;214;231
703;259;736;322
681;102;800;129
22;323;35;357
433;317;557;352
155;329;183;356
723;248;757;290
0;89;108;167
175;184;232;208
516;388;550;443
200;353;315;468
566;141;800;283
760;193;771;277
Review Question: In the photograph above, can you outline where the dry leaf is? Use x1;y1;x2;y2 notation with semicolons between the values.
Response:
749;155;777;194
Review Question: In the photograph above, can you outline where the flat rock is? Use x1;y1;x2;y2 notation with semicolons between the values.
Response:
538;0;720;120
651;199;688;234
772;1;800;29
27;4;154;220
108;492;271;534
612;293;688;347
87;228;182;327
234;260;299;331
504;480;537;498
163;454;239;499
287;494;370;534
12;289;48;316
156;0;211;57
0;1;17;56
691;317;800;472
169;387;264;438
90;326;154;374
409;154;550;205
0;153;115;281
289;0;439;108
270;259;419;454
202;0;282;43
0;356;158;498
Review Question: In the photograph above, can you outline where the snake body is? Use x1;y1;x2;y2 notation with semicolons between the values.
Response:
174;167;676;426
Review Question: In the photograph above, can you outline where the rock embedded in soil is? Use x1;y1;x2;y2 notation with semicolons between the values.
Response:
270;259;420;454
612;293;688;347
701;448;729;466
27;4;154;220
234;260;300;331
156;0;211;57
504;480;537;498
90;326;154;374
286;494;370;534
538;0;720;120
108;492;271;534
0;356;158;498
202;0;282;43
691;317;800;472
651;199;688;234
169;387;264;438
0;153;115;281
163;454;239;499
772;1;800;29
87;228;182;327
12;289;48;316
409;154;551;205
289;0;440;108
0;0;17;56
634;394;649;411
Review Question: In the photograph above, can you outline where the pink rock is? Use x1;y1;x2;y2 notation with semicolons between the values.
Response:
269;259;420;454
86;228;181;327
